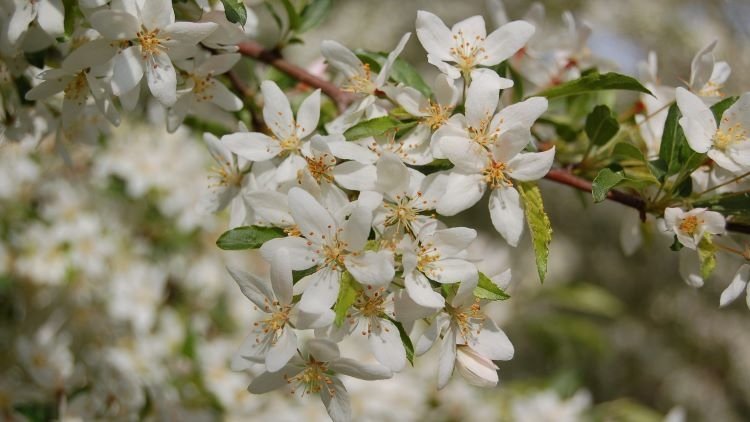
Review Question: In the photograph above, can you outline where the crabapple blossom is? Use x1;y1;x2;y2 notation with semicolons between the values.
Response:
663;207;726;250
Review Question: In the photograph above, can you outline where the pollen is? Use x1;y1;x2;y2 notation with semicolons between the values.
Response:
136;26;167;57
304;154;335;183
191;73;216;102
63;72;88;106
421;101;454;130
342;63;376;95
354;287;387;320
285;358;335;397
482;160;512;189
679;215;701;235
449;30;489;75
713;123;747;151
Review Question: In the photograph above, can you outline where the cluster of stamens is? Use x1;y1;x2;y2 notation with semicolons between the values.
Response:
421;101;453;130
342;63;376;94
136;26;167;58
713;122;747;151
384;195;420;236
208;159;241;188
253;297;291;345
416;242;440;277
312;227;348;270
351;288;388;334
63;72;88;106
482;160;512;189
678;215;701;236
190;72;215;102
304;153;335;183
446;300;484;343
698;80;724;98
467;116;498;148
284;358;335;397
450;30;489;74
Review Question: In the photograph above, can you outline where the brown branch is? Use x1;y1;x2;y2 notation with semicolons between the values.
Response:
543;168;647;220
226;70;266;132
231;41;750;236
236;41;355;112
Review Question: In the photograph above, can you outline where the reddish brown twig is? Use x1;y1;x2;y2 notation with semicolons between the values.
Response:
237;41;355;111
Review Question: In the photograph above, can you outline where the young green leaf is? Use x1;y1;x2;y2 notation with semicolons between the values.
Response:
517;182;552;283
334;272;359;327
474;272;511;301
585;105;619;146
221;0;248;25
694;191;750;216
279;0;301;31
298;0;332;33
356;52;432;97
216;226;286;250
697;234;717;279
710;96;739;122
591;168;625;203
344;116;409;140
535;72;653;99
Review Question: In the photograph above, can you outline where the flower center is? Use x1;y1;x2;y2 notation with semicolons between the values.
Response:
136;27;167;57
467;117;497;148
446;301;484;343
63;72;88;105
482;160;512;189
191;73;215;102
384;196;419;236
319;234;347;270
255;300;292;344
678;215;701;235
342;63;376;95
416;242;440;277
285;358;334;397
354;288;387;319
278;134;301;154
208;162;242;188
698;80;724;98
450;30;489;75
713;123;746;151
304;154;335;183
421;101;453;130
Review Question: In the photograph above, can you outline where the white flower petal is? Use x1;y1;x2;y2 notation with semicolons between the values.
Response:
139;0;175;29
376;152;411;199
507;147;555;181
675;87;715;153
689;40;716;91
400;275;445;313
328;358;392;380
481;20;535;66
455;346;499;388
226;266;273;309
441;136;488;173
111;46;145;96
433;227;477;256
344;250;395;286
298;268;341;313
437;328;457;389
288;187;336;244
415;11;454;62
369;318;407;372
36;0;64;37
261;80;295;140
269;248;294;305
321;40;363;78
375;32;411;87
332;161;377;191
465;68;502;128
471;319;514;361
308;338;341;361
321;377;351;422
260;236;319;271
678;248;704;288
429;258;477;285
206;81;242;111
437;172;486;216
266;328;297;372
222;131;280;162
89;10;139;40
146;51;177;106
340;206;372;252
489;186;524;247
720;265;750;307
291;307;335;330
296;89;321;138
247;366;301;394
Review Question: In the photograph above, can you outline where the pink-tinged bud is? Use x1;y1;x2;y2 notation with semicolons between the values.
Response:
455;345;499;388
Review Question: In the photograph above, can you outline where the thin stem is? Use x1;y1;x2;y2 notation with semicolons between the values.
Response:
697;170;750;197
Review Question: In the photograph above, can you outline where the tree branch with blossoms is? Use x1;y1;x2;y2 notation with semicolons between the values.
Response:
3;0;750;421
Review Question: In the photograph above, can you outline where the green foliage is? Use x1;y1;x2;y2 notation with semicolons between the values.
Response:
279;0;301;31
517;182;552;283
474;272;511;301
298;0;333;33
221;0;247;25
585;105;619;146
334;272;358;327
535;72;652;99
697;234;717;279
344;116;413;140
591;168;626;203
710;96;739;122
215;226;286;250
695;191;750;216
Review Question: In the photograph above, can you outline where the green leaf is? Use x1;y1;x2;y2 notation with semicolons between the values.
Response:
612;142;646;162
279;0;301;30
334;272;358;327
221;0;247;25
356;52;432;98
387;317;415;365
694;191;750;216
711;96;739;122
216;226;285;250
585;105;619;146
517;182;552;283
415;159;454;175
537;117;579;142
698;234;717;279
535;72;652;99
343;116;410;140
474;272;510;301
591;168;625;203
292;267;317;284
670;235;683;252
658;103;707;180
298;0;332;33
263;2;283;29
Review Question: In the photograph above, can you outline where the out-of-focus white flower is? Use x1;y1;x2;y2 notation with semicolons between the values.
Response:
4;0;64;52
719;264;750;309
689;40;731;103
16;320;76;392
511;389;592;422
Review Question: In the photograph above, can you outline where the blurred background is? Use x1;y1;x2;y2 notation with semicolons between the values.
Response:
2;0;750;421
